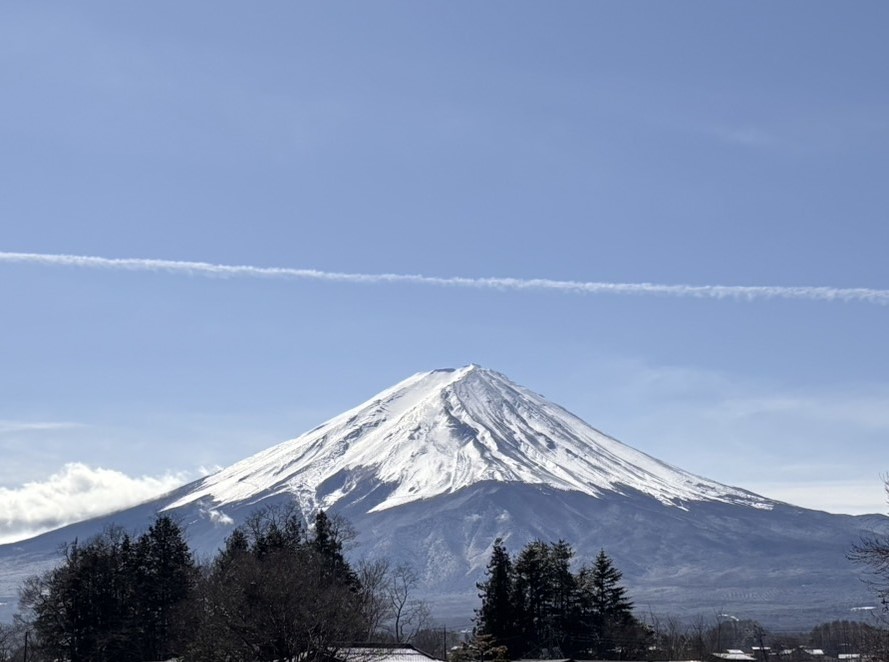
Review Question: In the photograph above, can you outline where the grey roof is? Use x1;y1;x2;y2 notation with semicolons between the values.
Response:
336;645;439;662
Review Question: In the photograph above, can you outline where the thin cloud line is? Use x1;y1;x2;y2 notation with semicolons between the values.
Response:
0;420;85;434
2;250;888;305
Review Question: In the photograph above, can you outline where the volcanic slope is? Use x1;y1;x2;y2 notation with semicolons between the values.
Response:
166;364;774;515
1;365;886;627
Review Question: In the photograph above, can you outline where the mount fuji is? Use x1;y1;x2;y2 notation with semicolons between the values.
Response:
2;365;887;627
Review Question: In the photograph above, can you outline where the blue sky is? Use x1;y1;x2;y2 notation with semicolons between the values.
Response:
1;2;888;541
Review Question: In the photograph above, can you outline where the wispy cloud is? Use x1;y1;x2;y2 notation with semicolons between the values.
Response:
0;463;190;544
0;420;84;435
562;356;889;514
713;392;889;431
3;250;889;305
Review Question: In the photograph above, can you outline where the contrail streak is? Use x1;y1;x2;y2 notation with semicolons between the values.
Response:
2;250;888;305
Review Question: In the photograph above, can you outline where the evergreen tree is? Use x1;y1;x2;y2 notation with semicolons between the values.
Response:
576;549;638;658
512;540;551;655
20;520;196;662
312;510;360;590
583;549;633;620
476;538;516;655
132;515;197;661
451;633;510;662
215;526;250;571
474;539;643;659
511;540;579;656
548;540;578;653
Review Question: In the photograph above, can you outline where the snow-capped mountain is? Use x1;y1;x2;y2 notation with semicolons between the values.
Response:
2;365;887;627
167;365;771;515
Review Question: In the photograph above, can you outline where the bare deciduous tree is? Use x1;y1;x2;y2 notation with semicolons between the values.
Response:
387;562;430;643
0;620;27;662
849;479;889;617
357;558;391;639
187;506;369;662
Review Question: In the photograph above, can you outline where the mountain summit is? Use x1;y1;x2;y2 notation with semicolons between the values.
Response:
167;364;771;516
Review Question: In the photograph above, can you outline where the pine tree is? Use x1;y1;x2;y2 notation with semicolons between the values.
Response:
576;549;637;658
312;510;360;590
451;633;511;662
585;549;633;620
476;538;516;654
548;540;578;653
511;540;579;656
133;515;196;661
216;526;250;572
474;539;643;659
512;540;551;655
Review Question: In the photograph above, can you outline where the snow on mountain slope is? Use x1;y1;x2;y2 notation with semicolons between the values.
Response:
166;365;773;515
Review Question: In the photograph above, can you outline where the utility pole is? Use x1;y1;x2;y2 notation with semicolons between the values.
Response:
23;629;29;662
757;625;769;662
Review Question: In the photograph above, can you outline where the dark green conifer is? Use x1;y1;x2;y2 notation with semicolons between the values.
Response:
476;538;516;655
576;549;638;658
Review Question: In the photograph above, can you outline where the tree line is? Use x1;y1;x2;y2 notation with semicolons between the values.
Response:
467;538;648;661
9;507;434;662
3;504;889;662
19;515;194;661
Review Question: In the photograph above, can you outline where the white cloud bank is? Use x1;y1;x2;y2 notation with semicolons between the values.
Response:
746;480;888;516
0;463;189;544
2;250;889;305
